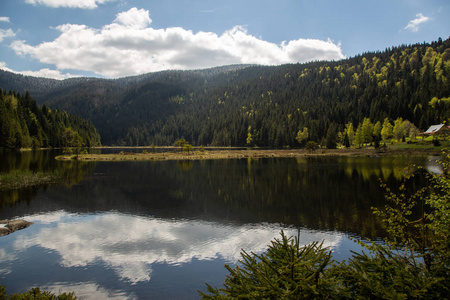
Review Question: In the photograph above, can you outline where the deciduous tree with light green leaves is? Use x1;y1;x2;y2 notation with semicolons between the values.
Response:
361;117;374;145
344;122;355;147
295;127;309;145
174;138;193;154
355;123;363;147
373;120;382;140
381;117;393;142
393;117;405;141
246;126;253;146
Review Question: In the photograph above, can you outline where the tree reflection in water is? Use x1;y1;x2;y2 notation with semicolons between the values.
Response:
0;153;434;239
0;152;438;299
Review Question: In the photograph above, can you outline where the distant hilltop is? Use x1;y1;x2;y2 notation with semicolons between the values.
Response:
1;38;449;147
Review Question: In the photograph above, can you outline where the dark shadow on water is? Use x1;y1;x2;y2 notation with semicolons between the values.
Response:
0;152;433;239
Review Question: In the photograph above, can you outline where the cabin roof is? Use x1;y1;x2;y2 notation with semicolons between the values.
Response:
423;124;450;135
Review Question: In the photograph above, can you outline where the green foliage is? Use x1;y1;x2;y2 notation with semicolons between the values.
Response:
342;245;442;299
295;127;309;145
367;153;450;297
0;89;100;151
361;117;374;145
174;138;193;154
199;232;344;299
183;143;193;155
343;122;355;147
343;133;350;148
0;170;57;191
174;138;187;149
351;155;450;297
433;138;441;147
200;153;450;299
305;141;318;152
325;124;337;149
381;118;393;142
429;97;450;121
354;123;364;147
346;117;420;148
0;286;77;300
245;132;252;146
2;38;449;147
373;120;382;140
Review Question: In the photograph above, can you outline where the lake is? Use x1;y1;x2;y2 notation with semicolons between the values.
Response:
0;150;441;299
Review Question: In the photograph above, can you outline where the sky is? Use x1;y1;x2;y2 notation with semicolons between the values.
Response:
0;0;448;79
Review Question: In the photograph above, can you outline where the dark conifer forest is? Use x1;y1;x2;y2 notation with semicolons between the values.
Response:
0;89;101;151
1;38;449;147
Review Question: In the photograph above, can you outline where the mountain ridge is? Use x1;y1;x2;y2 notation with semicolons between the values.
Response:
1;38;449;146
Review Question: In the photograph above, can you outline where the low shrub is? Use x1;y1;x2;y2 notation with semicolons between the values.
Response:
0;286;77;299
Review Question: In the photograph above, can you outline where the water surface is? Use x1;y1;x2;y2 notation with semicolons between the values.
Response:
0;151;439;299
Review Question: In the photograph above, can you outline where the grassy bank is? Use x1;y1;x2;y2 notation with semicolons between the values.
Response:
55;147;444;162
0;170;60;191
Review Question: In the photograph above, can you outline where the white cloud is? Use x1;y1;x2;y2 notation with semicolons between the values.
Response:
19;68;79;79
9;7;345;78
43;282;136;300
114;7;152;29
0;17;10;23
13;212;343;284
0;28;15;42
0;61;79;80
24;0;117;9
0;62;10;70
404;13;430;32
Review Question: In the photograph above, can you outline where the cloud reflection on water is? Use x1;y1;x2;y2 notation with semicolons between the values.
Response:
43;282;136;300
16;211;343;284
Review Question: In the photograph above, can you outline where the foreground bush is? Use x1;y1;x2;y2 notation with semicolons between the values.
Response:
200;232;344;299
200;154;450;299
0;286;76;300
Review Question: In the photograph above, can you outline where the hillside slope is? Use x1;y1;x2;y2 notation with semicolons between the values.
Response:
0;89;101;151
1;39;449;146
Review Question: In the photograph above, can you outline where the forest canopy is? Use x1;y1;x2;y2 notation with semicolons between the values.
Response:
0;38;449;147
0;89;101;151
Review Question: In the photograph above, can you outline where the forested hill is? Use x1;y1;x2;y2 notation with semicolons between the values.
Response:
1;38;449;147
0;89;101;151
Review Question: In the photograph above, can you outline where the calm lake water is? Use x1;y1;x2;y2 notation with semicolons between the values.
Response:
0;150;441;299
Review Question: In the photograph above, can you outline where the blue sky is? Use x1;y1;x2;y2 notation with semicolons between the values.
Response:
0;0;448;79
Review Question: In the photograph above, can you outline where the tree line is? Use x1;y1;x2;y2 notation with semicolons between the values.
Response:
0;89;101;151
116;38;450;147
1;38;448;147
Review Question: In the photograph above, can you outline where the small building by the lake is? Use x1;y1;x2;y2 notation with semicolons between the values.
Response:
421;124;450;139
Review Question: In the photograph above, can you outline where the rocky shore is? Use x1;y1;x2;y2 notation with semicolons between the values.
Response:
0;219;33;237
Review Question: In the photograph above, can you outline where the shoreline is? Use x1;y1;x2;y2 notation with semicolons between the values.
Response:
55;148;444;162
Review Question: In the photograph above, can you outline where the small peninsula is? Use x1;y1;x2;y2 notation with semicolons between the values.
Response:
55;147;443;162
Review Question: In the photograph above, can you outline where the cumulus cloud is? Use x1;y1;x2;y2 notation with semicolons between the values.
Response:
14;212;343;284
24;0;117;9
113;7;152;29
18;68;79;79
0;61;78;80
0;17;10;23
404;13;430;32
9;7;345;78
0;28;15;42
43;282;135;299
